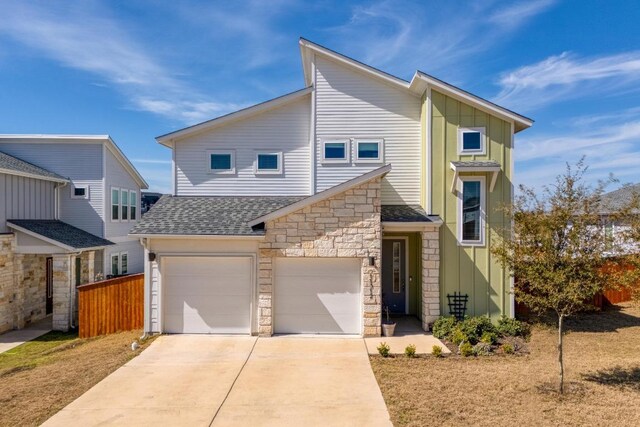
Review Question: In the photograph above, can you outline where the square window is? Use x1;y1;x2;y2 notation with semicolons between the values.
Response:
356;139;383;162
458;127;486;154
72;185;88;199
322;140;349;163
255;152;282;174
207;151;235;173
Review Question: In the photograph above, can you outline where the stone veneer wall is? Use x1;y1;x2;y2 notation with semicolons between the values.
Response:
258;177;382;337
421;228;441;330
0;234;16;333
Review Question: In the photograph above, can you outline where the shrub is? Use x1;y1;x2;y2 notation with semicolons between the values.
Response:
458;316;496;344
459;341;474;357
433;316;457;340
405;344;417;358
450;326;468;345
432;345;443;358
473;342;492;356
497;316;531;339
377;342;391;357
480;331;498;345
501;343;515;354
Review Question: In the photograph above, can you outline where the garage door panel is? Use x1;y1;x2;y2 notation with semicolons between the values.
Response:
163;256;252;334
275;258;361;335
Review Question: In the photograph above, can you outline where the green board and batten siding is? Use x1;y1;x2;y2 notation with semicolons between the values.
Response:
429;89;513;319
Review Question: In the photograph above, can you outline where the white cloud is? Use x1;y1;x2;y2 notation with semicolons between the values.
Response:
0;2;241;124
495;51;640;111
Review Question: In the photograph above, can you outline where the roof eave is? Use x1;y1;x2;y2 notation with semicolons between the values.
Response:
129;233;266;240
0;168;68;184
6;222;112;252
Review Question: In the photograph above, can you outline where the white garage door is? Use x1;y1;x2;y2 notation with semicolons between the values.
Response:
274;258;361;334
163;256;252;334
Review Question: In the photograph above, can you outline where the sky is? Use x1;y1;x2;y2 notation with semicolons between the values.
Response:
1;0;639;194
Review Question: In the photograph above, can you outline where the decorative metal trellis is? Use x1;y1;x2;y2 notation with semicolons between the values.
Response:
447;292;469;321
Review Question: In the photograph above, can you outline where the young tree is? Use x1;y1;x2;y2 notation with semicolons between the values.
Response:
492;160;613;394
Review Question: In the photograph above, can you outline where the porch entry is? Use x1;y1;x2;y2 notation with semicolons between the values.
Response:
382;238;408;314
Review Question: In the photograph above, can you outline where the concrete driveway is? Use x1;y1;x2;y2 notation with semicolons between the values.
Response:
43;335;391;427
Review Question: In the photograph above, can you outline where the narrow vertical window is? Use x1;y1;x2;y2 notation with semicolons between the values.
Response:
111;188;119;221
121;189;129;221
130;191;137;220
392;242;401;293
459;179;484;244
121;252;128;274
111;254;119;275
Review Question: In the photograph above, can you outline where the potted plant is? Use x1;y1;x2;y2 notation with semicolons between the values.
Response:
381;305;396;337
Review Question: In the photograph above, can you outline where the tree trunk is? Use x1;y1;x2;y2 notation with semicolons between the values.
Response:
558;314;564;394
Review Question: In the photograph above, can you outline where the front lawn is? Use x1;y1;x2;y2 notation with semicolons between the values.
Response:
0;329;154;426
371;304;640;426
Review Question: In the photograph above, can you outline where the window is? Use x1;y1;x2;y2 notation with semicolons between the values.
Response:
110;252;128;275
321;140;349;163
458;127;486;155
458;177;485;245
208;150;235;173
121;189;129;221
130;191;137;220
356;139;383;162
111;188;120;221
392;242;401;293
71;185;88;199
255;152;283;174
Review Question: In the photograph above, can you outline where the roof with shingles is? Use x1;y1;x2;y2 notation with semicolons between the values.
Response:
450;160;501;168
600;183;640;213
129;195;307;236
7;220;113;250
0;151;67;182
381;205;440;223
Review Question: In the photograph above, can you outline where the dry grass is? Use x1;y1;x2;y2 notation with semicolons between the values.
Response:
371;303;640;427
0;329;155;426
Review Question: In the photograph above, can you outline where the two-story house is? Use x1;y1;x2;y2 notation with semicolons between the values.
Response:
131;39;532;337
0;135;148;332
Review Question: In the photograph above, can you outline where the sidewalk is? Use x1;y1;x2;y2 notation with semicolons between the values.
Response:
0;316;52;354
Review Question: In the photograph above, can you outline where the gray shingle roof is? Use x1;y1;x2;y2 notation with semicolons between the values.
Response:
451;161;501;168
600;183;640;212
0;151;67;182
129;195;307;236
381;205;440;223
7;220;114;250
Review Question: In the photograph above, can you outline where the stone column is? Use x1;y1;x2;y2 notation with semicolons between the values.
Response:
86;251;95;284
257;247;274;337
421;227;441;331
52;254;71;332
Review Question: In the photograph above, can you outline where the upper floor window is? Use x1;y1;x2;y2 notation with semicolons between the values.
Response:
111;188;119;221
121;189;129;220
355;139;383;163
111;187;137;222
130;191;137;220
208;150;235;174
72;185;88;199
255;151;283;174
458;177;485;246
322;140;349;163
458;127;486;155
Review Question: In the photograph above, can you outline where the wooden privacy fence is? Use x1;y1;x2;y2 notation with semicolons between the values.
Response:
78;273;144;338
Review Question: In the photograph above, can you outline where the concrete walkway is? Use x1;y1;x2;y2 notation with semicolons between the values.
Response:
0;316;52;354
43;335;392;426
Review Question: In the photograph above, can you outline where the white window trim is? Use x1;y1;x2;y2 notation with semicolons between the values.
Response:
110;187;120;222
355;139;384;163
254;151;283;175
321;139;350;164
129;190;138;221
121;189;130;222
457;175;486;247
207;150;236;174
71;184;89;199
110;251;129;275
458;127;486;155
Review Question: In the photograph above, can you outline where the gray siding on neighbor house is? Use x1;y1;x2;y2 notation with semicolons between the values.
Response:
0;142;104;236
104;147;142;239
174;95;312;196
105;240;144;275
0;173;56;233
314;55;422;204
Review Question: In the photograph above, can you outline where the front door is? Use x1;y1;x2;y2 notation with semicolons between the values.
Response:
382;239;407;314
46;257;53;315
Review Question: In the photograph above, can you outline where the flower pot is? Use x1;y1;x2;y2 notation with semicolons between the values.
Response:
382;323;396;337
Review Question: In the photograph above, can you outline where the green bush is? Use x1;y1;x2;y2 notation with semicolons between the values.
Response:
377;342;391;357
472;342;492;356
501;343;515;354
432;345;443;358
496;316;531;338
480;331;498;345
432;316;457;340
459;342;474;357
450;326;468;345
458;316;496;345
404;344;417;358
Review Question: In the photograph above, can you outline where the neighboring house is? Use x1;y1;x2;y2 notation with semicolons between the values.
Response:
0;135;148;333
599;183;640;255
141;191;163;214
131;39;532;337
